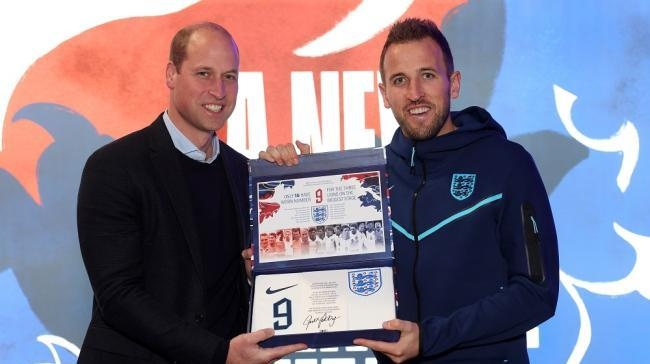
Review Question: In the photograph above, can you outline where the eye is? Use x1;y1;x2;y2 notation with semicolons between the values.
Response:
224;73;238;81
196;71;210;78
422;72;436;80
392;76;407;86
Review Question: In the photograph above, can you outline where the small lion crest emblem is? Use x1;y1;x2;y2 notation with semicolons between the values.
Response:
311;205;328;224
450;173;476;201
348;269;382;296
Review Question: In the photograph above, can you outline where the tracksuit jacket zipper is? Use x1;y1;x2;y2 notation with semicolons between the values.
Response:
410;144;426;358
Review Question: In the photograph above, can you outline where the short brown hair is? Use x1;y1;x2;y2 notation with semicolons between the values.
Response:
169;22;237;70
379;18;454;82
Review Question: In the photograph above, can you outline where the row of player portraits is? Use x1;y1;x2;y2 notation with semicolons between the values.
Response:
257;220;385;262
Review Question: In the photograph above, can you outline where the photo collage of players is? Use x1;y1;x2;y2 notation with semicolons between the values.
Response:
258;220;386;261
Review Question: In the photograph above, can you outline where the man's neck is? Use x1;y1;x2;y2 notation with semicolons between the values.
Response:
197;136;214;160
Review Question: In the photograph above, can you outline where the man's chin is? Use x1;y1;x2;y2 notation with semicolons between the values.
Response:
400;127;436;141
205;118;228;133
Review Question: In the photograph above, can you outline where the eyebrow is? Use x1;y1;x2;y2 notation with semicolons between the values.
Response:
389;72;405;81
193;66;239;75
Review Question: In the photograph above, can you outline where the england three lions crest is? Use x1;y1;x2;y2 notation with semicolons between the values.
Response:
348;269;382;296
450;173;476;201
311;205;328;224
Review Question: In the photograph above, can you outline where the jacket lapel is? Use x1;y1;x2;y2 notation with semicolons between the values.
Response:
219;142;247;250
148;116;205;286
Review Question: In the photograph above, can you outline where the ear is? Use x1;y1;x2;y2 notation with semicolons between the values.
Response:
166;61;177;89
378;82;391;108
450;71;461;99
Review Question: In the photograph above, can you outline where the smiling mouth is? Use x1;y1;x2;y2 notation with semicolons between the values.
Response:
408;105;430;115
204;104;223;112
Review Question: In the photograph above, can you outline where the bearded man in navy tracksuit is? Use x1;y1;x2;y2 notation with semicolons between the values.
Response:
351;18;559;363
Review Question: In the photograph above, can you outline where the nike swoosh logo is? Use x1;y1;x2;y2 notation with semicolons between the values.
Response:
265;284;298;294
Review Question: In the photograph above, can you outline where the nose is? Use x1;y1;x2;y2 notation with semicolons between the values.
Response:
208;78;226;99
407;79;423;102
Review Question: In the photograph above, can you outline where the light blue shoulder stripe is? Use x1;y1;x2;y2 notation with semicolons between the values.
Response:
391;193;503;242
390;220;414;241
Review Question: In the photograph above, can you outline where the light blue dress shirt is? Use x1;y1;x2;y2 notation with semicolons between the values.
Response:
162;111;220;163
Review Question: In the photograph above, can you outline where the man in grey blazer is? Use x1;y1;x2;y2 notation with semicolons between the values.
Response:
77;22;306;363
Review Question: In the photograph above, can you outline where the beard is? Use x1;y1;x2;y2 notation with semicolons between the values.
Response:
395;99;451;141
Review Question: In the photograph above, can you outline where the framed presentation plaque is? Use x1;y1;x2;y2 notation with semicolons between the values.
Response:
248;148;398;348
